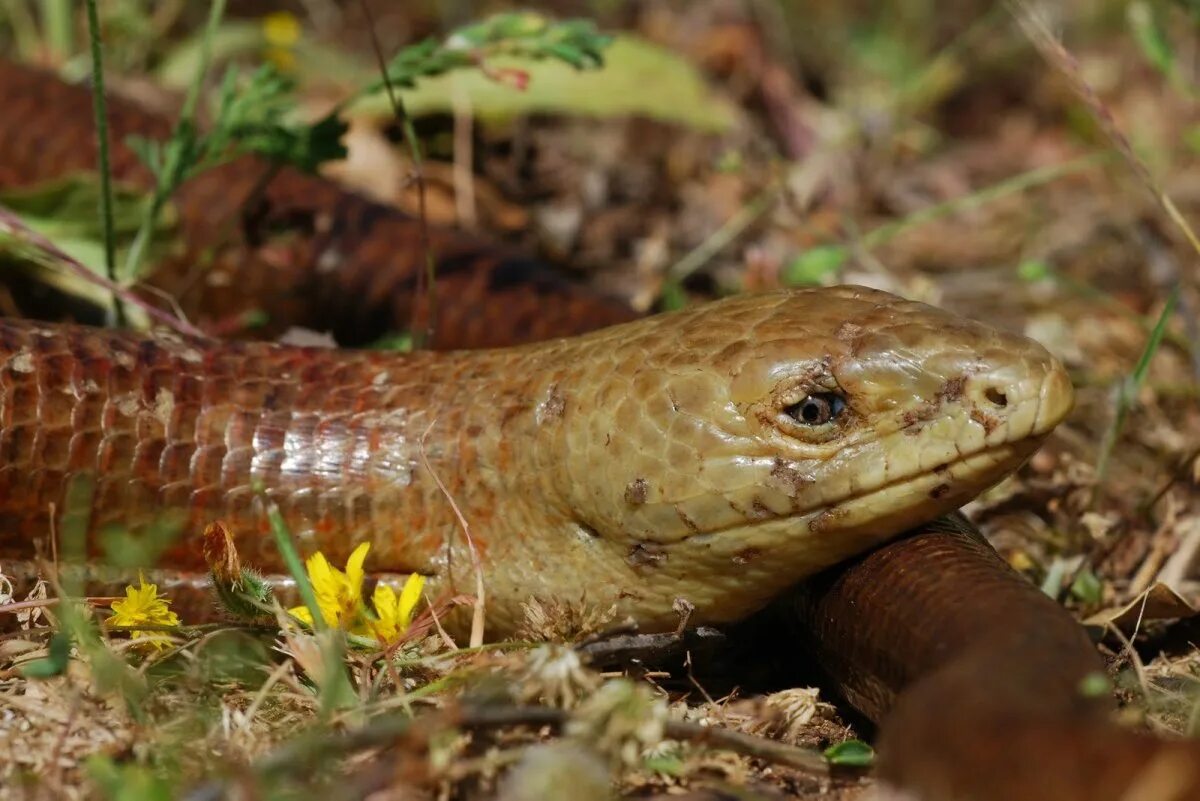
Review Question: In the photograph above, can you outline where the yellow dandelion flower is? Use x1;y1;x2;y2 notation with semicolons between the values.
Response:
107;573;180;650
262;11;301;72
289;542;370;630
263;11;301;46
370;573;426;644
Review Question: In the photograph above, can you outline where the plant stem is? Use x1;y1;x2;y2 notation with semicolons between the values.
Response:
43;0;73;59
1094;285;1180;486
122;0;227;283
357;0;437;349
264;501;324;631
82;0;125;326
859;152;1110;252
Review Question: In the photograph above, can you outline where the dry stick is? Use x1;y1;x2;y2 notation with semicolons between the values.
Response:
242;658;295;729
424;593;460;651
418;420;486;648
452;79;478;229
0;596;121;615
668;184;780;283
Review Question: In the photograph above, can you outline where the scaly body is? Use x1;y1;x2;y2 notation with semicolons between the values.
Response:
0;286;1071;637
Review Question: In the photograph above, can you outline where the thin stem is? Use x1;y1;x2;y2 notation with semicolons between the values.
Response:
44;0;73;59
264;501;324;632
357;0;437;348
859;152;1110;252
121;0;227;283
82;0;125;326
1094;286;1180;486
668;184;780;282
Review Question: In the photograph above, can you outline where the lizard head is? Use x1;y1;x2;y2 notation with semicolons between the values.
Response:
551;286;1073;629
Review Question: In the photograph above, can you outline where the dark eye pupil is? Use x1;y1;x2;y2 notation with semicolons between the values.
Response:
784;393;844;426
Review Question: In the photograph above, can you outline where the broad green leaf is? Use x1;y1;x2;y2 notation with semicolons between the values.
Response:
358;35;737;131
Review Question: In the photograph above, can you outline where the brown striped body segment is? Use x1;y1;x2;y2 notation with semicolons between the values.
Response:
0;59;635;348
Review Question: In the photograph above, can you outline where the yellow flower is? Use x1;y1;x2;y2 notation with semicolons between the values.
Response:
106;574;180;650
370;573;426;645
289;542;370;630
263;11;301;46
262;11;301;72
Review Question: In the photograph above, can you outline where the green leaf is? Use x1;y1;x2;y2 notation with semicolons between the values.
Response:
131;63;349;192
658;280;688;311
18;632;72;679
782;245;848;287
824;739;875;767
0;175;163;242
1096;285;1180;481
643;753;685;776
370;331;415;352
353;34;737;131
85;756;174;801
1077;671;1114;698
1069;568;1103;605
100;517;184;570
160;16;734;132
1017;259;1054;283
1040;557;1070;599
1128;2;1175;76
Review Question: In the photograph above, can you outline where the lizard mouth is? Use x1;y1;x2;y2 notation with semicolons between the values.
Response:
804;437;1045;539
671;436;1046;545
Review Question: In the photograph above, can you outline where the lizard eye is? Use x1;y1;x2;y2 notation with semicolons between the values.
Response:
783;393;845;426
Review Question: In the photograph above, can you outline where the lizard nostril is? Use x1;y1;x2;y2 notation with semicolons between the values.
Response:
983;386;1008;408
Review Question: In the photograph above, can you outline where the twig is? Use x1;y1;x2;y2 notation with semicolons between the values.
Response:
0;596;121;615
1006;3;1191;497
859;152;1110;252
451;78;477;229
46;692;81;796
418;419;486;648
